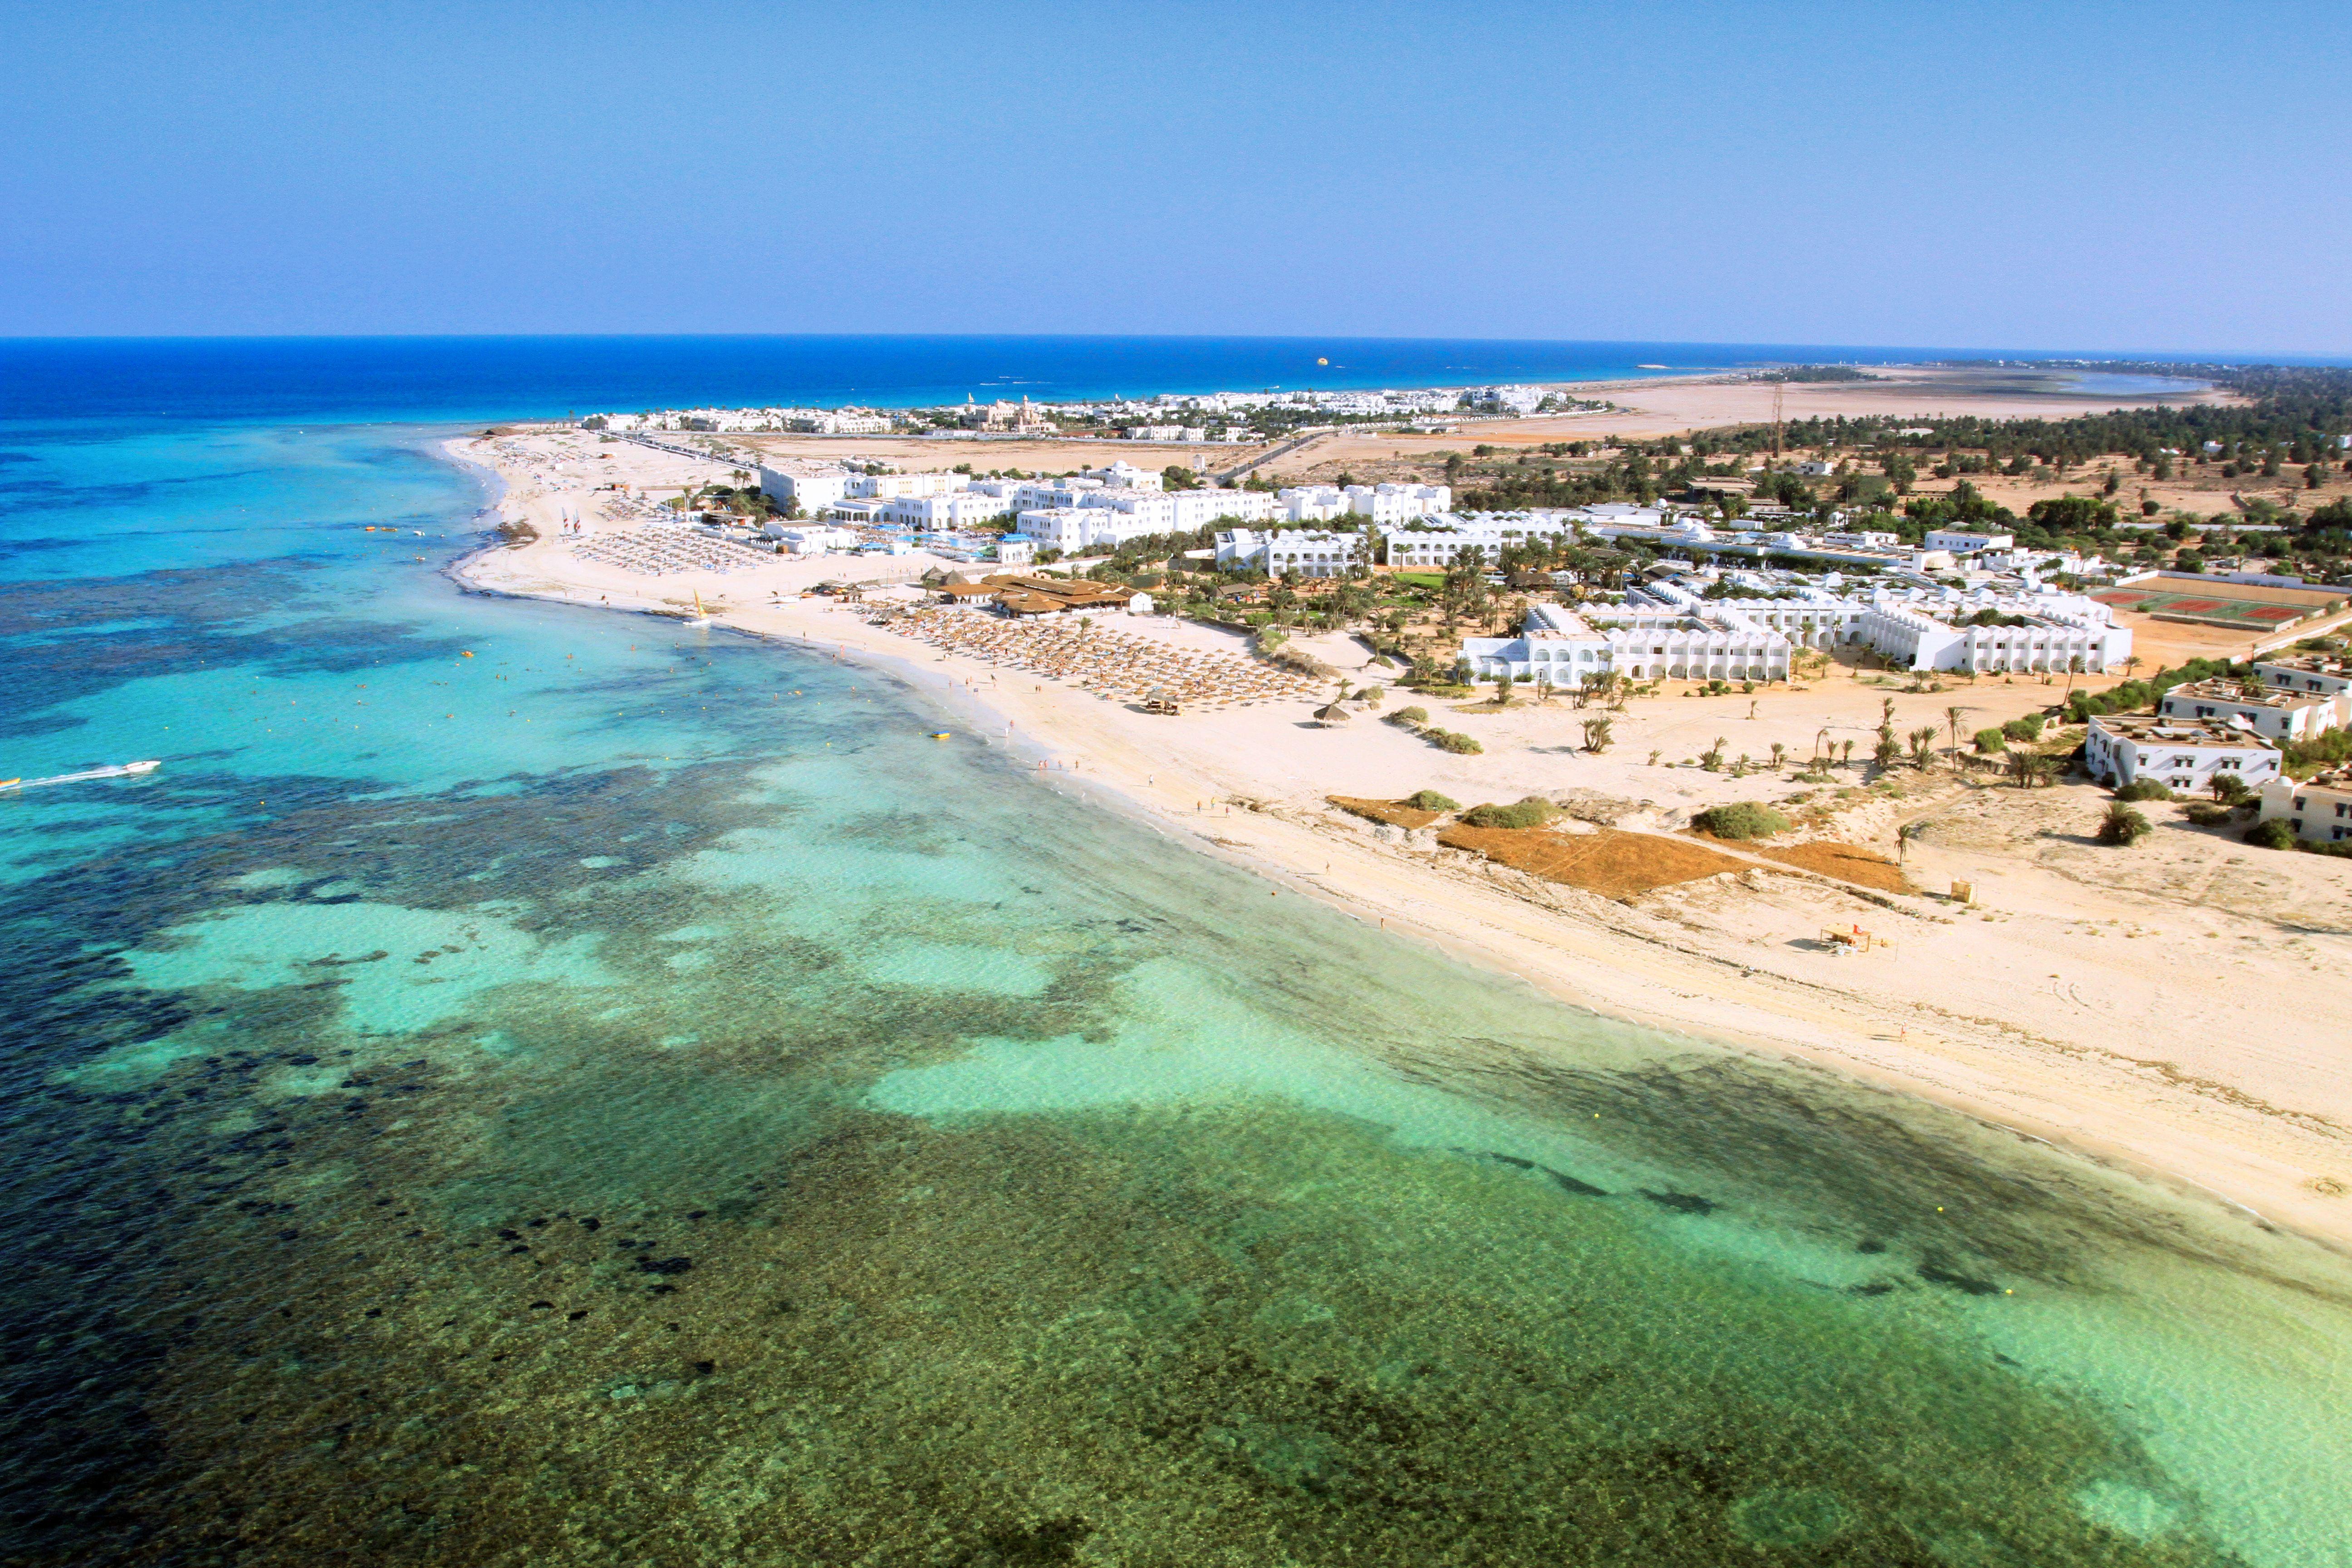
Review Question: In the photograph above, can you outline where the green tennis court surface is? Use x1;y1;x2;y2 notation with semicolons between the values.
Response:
2093;587;2324;629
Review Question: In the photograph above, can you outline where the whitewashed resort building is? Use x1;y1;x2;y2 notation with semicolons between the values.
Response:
2084;715;2281;794
1460;602;1793;685
2258;770;2352;845
2157;678;2347;742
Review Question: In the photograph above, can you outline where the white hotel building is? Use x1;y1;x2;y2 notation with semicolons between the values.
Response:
1277;483;1451;526
2085;715;2281;794
757;461;855;512
2253;654;2352;700
1849;597;2130;675
2259;770;2352;845
2157;678;2348;742
1212;529;1370;576
1460;602;1794;685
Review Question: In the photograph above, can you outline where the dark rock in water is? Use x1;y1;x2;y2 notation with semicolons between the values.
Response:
567;1310;589;1321
529;1301;554;1310
1638;1189;1715;1215
637;1256;693;1276
1541;1166;1611;1198
1917;1262;2000;1297
1856;1238;1887;1254
1480;1151;1535;1171
980;1517;1093;1564
691;1359;715;1375
1847;1282;1896;1297
578;1216;601;1231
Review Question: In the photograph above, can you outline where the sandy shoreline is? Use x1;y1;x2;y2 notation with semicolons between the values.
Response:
436;430;2352;1257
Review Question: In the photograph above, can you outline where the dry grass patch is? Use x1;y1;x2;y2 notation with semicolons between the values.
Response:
1743;842;1911;893
1328;796;1445;830
1438;825;1750;899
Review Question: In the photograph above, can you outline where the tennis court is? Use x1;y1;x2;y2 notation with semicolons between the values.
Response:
2093;586;2331;631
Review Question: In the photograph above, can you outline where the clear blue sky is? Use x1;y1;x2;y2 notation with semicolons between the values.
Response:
3;0;2346;352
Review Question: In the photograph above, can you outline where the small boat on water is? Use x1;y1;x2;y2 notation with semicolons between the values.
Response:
0;760;161;792
682;589;713;627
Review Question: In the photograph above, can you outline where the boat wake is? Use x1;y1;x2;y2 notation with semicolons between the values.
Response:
0;760;162;792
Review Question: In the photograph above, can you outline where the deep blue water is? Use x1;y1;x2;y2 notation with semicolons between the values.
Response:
2;341;2350;1566
0;333;2232;428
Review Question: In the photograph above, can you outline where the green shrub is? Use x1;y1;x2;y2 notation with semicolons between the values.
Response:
1433;730;1484;755
1386;706;1430;728
1405;789;1460;812
2285;729;2352;773
1973;727;2007;755
1691;802;1792;840
2183;802;2234;827
2097;804;2152;845
2245;819;2297;850
1460;798;1558;830
2114;778;2173;802
2001;713;2045;743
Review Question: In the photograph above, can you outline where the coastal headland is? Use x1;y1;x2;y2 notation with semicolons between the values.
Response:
441;370;2352;1255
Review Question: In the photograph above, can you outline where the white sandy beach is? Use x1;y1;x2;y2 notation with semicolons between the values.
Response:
443;429;2352;1254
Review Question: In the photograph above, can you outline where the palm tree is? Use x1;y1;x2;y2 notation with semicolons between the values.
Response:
1840;739;1855;767
1944;705;1971;762
1583;716;1613;754
1770;742;1787;770
1535;672;1554;705
2063;655;2085;699
1908;725;1940;769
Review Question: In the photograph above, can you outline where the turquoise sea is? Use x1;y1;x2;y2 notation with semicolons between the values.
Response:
4;339;2352;1567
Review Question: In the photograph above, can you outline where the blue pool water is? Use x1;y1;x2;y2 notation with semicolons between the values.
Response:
2;340;2350;1566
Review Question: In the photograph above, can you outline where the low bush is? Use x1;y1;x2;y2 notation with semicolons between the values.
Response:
1432;730;1484;755
2182;802;2234;827
1973;727;2007;755
2097;804;2152;846
2001;713;2045;743
2114;779;2173;802
2285;730;2352;773
1460;797;1558;830
1691;802;1791;840
2245;819;2297;850
1386;706;1430;728
1405;789;1460;812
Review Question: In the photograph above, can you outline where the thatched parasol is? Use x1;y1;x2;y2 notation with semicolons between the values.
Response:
1314;701;1353;724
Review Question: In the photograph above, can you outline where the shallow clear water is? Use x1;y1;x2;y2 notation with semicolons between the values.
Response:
4;399;2351;1566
